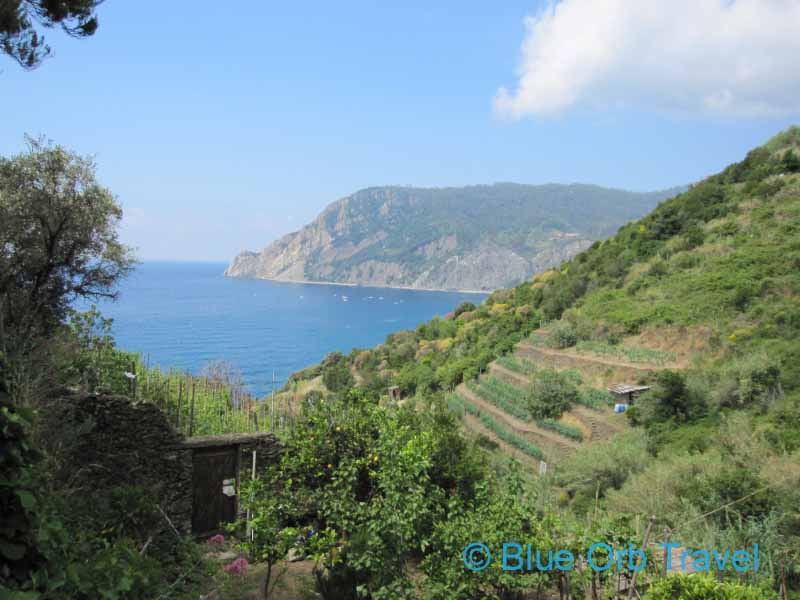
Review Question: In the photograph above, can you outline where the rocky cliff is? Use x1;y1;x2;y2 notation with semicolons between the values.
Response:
226;183;683;291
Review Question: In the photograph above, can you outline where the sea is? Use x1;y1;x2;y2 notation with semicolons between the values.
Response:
84;262;487;397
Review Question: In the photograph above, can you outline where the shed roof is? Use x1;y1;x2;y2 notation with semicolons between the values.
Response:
178;432;277;449
608;383;651;395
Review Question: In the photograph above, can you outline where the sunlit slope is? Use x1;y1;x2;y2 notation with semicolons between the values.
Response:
288;126;800;464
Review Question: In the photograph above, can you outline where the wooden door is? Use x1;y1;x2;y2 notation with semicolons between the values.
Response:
192;446;238;535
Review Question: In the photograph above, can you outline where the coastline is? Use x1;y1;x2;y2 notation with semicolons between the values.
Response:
222;272;492;295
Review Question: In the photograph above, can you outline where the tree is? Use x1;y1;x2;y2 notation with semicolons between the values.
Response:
527;368;578;419
321;353;355;393
0;137;134;402
1;0;103;69
782;149;800;173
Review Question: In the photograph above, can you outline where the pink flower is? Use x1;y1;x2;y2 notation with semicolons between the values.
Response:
223;557;249;576
206;534;225;546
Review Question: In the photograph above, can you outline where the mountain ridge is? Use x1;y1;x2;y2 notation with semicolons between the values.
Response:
225;182;685;292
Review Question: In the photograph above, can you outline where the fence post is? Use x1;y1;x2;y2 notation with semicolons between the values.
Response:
189;382;196;437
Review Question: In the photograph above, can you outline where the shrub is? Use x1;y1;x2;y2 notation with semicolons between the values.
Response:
550;322;578;349
322;353;355;393
644;573;777;600
527;369;579;419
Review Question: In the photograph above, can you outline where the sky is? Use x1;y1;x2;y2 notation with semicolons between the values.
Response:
1;0;798;261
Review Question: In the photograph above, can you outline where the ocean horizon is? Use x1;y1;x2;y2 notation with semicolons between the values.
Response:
82;261;487;397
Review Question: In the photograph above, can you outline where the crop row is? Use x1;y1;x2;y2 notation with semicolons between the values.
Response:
496;354;537;376
536;418;583;442
466;377;530;421
575;340;677;365
447;394;545;460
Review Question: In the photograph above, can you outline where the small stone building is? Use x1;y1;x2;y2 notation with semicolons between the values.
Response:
42;392;280;536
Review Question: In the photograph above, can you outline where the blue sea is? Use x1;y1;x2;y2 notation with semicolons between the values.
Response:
88;262;487;397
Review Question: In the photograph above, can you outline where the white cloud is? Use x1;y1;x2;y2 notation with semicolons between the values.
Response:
494;0;800;119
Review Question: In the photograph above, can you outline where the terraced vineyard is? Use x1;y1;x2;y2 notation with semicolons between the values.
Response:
451;337;640;467
463;375;584;442
495;354;537;376
447;393;544;460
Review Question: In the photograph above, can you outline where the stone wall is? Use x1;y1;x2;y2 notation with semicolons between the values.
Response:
43;393;194;533
42;393;283;536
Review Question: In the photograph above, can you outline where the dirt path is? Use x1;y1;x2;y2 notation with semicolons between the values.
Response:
456;384;578;464
567;405;627;442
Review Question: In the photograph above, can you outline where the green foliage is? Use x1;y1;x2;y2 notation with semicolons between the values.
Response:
0;0;103;69
495;353;536;376
550;321;578;348
448;393;545;460
556;431;651;511
712;354;783;410
536;418;583;442
577;387;614;409
466;376;530;421
0;137;135;404
631;370;708;432
421;474;552;599
575;339;677;365
322;352;356;394
0;395;44;592
453;301;476;318
527;369;579;419
237;471;299;599
256;390;487;598
644;573;778;600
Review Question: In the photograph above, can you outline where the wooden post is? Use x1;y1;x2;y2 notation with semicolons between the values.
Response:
176;379;183;431
189;382;196;437
628;516;656;599
662;528;671;577
271;371;276;432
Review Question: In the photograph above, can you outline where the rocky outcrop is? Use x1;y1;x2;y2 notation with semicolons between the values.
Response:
226;183;683;291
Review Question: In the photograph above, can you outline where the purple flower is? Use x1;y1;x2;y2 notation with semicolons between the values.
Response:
206;534;225;546
223;557;249;576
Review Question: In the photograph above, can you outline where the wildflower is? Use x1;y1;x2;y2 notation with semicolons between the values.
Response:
207;534;225;546
223;557;249;576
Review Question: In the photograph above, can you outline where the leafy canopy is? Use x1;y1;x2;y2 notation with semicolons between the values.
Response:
0;0;102;69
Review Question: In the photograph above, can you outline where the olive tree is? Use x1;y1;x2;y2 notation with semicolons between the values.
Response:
0;137;134;402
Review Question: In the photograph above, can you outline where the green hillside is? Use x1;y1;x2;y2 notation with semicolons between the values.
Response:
301;126;800;401
6;129;800;599
226;182;682;291
279;126;800;597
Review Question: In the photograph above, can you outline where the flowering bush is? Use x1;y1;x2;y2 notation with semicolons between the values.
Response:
223;557;249;577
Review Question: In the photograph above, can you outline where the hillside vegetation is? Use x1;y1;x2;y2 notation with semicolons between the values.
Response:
6;130;800;599
279;127;800;597
226;183;681;291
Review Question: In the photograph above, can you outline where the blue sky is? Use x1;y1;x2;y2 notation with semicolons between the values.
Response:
1;1;798;261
